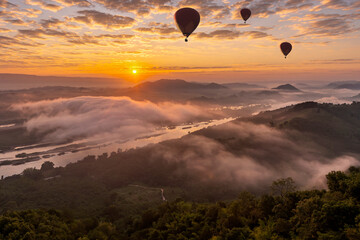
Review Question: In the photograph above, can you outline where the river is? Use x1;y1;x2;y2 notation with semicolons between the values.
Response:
0;117;235;177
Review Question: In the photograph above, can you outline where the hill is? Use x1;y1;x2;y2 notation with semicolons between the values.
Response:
0;73;122;89
245;101;360;154
189;90;283;105
348;93;360;101
2;102;360;239
133;79;227;91
327;81;360;90
221;82;263;89
2;101;360;201
272;84;300;91
123;79;230;103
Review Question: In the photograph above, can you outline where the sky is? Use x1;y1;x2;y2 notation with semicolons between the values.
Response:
0;0;359;83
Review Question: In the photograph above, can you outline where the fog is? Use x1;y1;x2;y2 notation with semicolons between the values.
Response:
147;121;360;191
11;96;216;144
4;80;360;191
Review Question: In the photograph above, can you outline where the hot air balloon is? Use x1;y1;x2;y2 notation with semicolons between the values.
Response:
280;42;292;58
240;8;251;23
174;8;200;42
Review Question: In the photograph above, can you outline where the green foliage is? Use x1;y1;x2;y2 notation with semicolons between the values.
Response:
2;165;360;239
40;161;55;171
252;218;278;240
271;177;297;198
0;209;72;240
123;168;360;239
327;169;360;201
0;210;122;240
22;168;43;180
326;171;348;193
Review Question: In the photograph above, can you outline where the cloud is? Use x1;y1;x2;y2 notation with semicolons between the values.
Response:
195;29;272;40
0;0;17;8
0;9;16;19
11;96;213;143
307;58;360;64
0;35;42;47
135;27;177;34
1;0;359;76
196;29;242;39
243;30;272;39
222;23;250;28
22;8;42;18
287;10;360;38
294;17;358;38
178;0;228;18
66;33;134;45
135;22;178;35
94;0;172;16
232;0;314;19
0;28;11;32
320;0;360;10
18;28;69;38
9;91;360;192
147;121;360;191
17;28;134;45
277;0;314;15
315;96;352;104
39;18;80;29
53;0;92;7
3;19;27;25
0;6;41;21
66;34;101;45
255;26;274;31
40;18;64;28
26;0;63;11
231;0;276;19
68;10;135;29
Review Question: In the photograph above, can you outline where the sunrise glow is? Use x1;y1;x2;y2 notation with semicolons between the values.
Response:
0;0;359;83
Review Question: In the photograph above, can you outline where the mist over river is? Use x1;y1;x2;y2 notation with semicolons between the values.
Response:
0;118;234;177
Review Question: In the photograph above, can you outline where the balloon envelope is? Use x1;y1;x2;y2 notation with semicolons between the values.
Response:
240;8;251;23
174;8;200;41
280;42;292;58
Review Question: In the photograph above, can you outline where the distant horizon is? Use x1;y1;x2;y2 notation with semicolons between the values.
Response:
1;72;359;91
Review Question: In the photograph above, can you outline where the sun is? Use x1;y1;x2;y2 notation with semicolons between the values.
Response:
132;69;137;74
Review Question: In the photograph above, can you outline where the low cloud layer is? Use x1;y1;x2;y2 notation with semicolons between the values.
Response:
12;96;213;143
10;95;360;191
150;121;360;191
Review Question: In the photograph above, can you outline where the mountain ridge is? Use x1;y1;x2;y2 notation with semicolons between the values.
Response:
327;81;360;89
133;79;227;91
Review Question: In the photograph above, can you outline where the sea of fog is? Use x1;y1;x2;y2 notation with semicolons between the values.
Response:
1;84;358;178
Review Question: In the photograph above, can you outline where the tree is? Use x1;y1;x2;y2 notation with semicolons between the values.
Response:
22;168;42;180
271;177;296;198
41;161;55;171
326;171;348;193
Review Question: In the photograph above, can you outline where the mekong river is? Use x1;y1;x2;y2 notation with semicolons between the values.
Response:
0;118;235;177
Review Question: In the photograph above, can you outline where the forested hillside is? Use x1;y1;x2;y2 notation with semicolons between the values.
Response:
1;102;360;239
1;169;360;239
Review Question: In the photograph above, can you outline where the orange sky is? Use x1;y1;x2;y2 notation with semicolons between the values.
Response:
0;0;359;83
